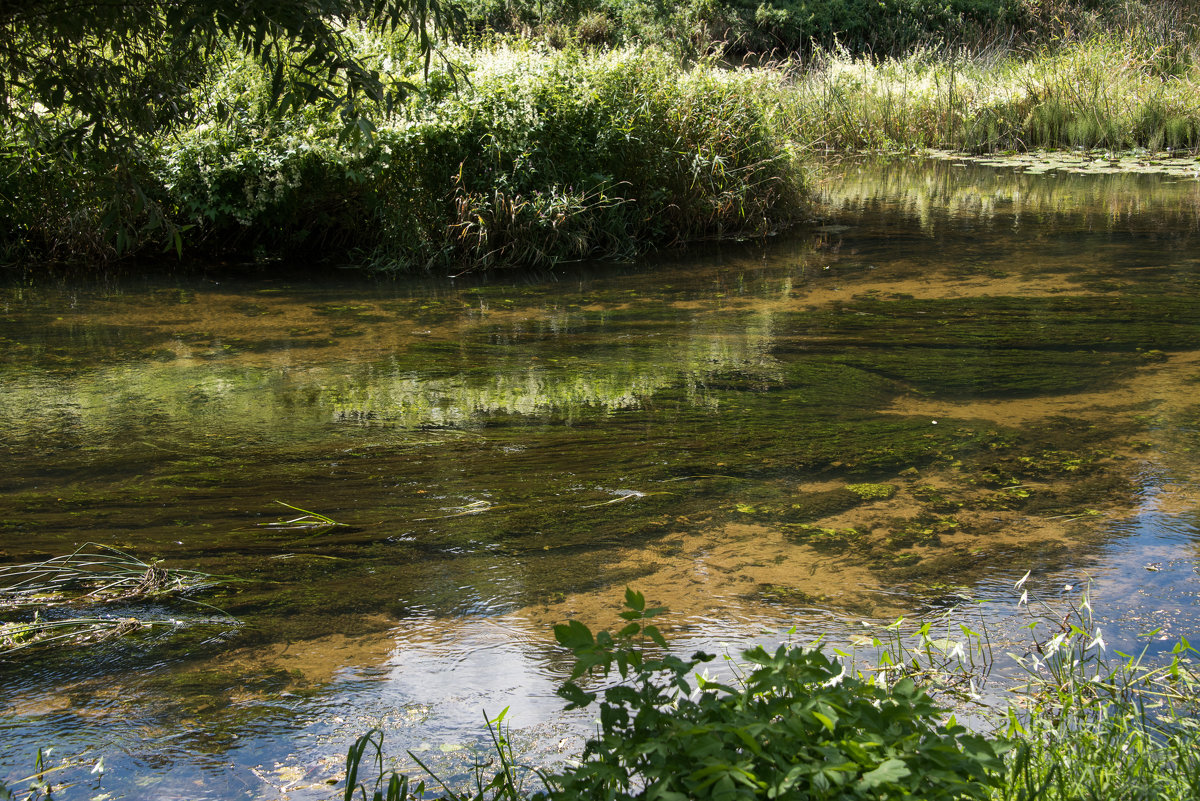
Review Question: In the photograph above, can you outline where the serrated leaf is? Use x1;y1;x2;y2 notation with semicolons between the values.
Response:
554;620;594;650
645;625;668;649
557;681;596;710
618;622;641;638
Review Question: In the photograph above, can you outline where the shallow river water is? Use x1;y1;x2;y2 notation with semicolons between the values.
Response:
2;155;1200;799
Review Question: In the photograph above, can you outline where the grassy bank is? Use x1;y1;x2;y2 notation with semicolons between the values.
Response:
2;1;1199;272
789;35;1200;153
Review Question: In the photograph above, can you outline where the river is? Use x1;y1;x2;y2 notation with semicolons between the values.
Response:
2;155;1199;799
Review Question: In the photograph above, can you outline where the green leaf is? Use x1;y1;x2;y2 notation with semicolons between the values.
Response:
554;620;594;650
557;681;596;710
859;758;910;789
625;587;645;612
644;625;668;649
618;622;641;639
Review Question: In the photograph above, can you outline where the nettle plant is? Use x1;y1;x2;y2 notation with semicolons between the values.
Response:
535;589;1004;801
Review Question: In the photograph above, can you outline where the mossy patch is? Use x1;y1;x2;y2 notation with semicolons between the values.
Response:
781;524;862;549
753;584;831;606
845;483;897;501
883;513;961;548
734;483;895;530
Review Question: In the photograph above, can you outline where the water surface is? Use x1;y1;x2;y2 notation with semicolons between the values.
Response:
2;156;1199;799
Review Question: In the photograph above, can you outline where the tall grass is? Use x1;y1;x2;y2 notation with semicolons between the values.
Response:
788;35;1200;153
994;588;1200;800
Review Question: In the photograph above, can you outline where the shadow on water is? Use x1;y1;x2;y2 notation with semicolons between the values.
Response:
2;156;1199;798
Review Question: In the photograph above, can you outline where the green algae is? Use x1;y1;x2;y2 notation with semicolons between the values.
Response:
0;160;1196;663
781;524;863;549
4;160;1200;801
845;483;897;501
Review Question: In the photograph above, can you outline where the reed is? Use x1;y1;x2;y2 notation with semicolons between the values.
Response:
0;543;219;608
992;584;1200;800
786;35;1200;153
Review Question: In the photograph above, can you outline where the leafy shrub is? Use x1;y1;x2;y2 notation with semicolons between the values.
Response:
535;588;1004;800
154;43;806;272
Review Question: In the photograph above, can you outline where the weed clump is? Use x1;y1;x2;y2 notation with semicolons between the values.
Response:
0;543;230;656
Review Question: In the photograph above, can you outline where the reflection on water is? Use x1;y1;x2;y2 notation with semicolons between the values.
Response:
2;156;1199;798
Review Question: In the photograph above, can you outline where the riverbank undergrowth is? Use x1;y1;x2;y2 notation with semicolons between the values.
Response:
2;2;1199;272
340;586;1200;801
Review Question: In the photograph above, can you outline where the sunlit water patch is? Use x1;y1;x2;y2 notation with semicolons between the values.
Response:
2;156;1199;798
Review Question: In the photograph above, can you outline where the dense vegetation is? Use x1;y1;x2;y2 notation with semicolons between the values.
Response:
338;589;1200;801
1;1;1198;270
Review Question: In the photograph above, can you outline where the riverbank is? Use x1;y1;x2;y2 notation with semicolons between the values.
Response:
340;588;1200;801
1;3;1198;274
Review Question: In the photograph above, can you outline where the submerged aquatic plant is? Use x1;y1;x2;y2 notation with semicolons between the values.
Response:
0;543;232;656
259;500;350;534
0;542;219;608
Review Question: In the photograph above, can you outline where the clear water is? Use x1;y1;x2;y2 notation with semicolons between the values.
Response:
2;155;1199;799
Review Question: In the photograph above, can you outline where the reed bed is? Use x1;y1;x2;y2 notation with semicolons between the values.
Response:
787;36;1200;154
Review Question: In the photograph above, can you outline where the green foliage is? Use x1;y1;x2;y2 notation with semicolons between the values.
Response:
344;711;531;801
0;0;460;143
344;729;429;801
153;44;806;271
335;585;1200;801
788;34;1200;153
455;0;1019;59
993;588;1200;801
0;0;461;262
535;587;1004;800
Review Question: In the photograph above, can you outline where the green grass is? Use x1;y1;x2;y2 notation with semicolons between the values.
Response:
786;35;1200;153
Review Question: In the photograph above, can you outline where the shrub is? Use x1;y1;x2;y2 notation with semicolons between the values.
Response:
455;0;1018;59
155;43;807;272
535;588;1004;800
